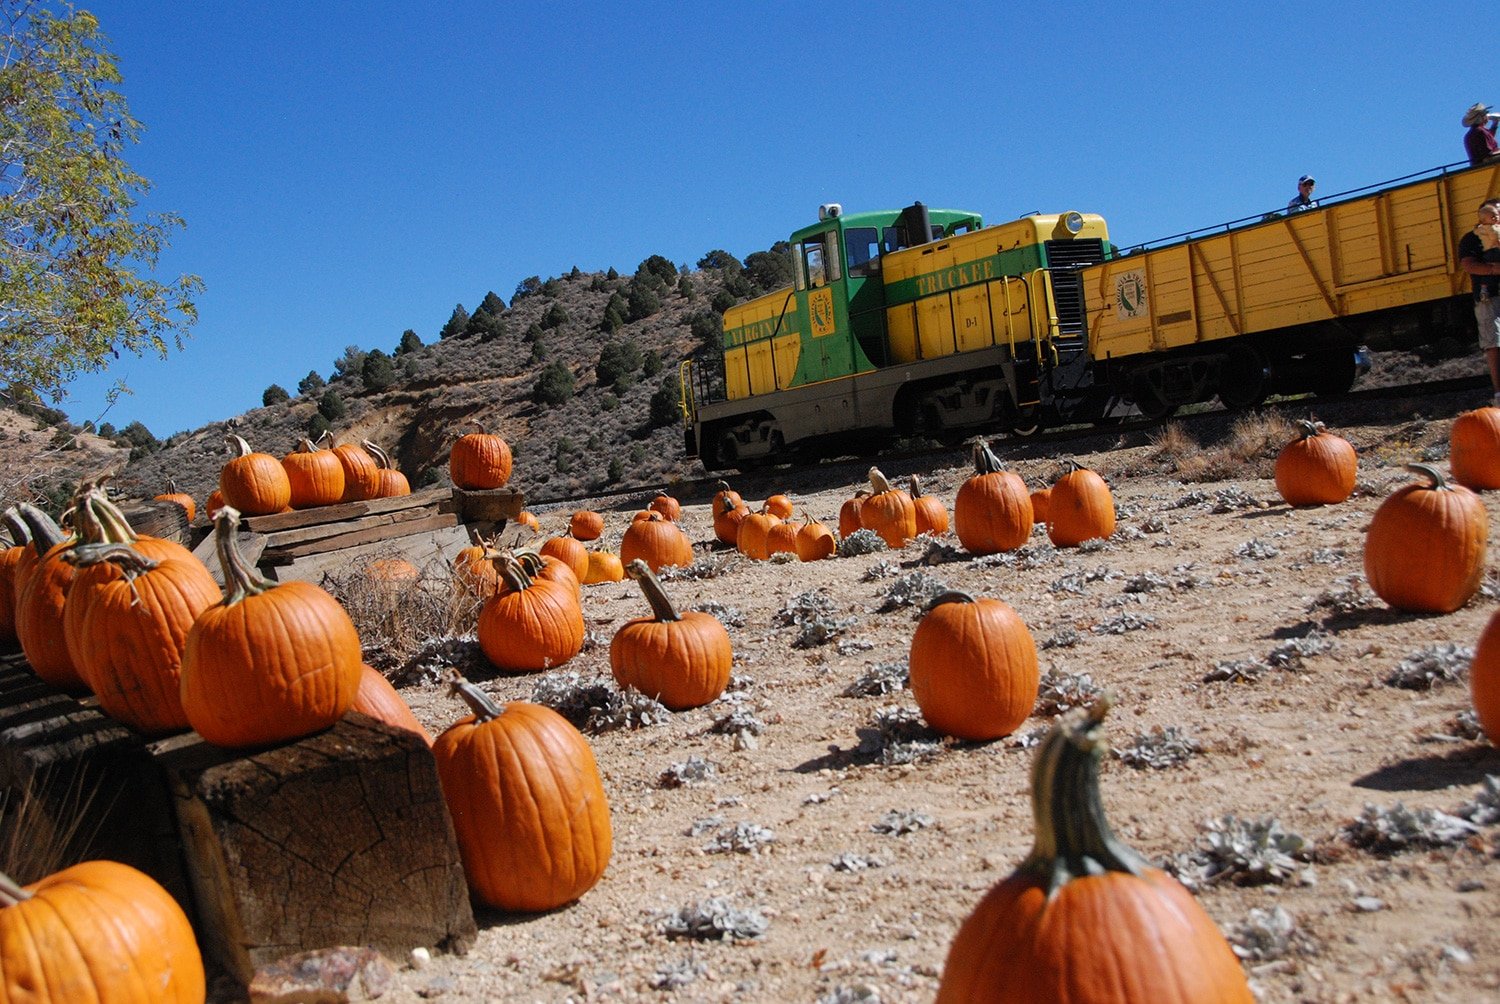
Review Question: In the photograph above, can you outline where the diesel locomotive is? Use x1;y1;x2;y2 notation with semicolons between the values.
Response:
679;162;1497;471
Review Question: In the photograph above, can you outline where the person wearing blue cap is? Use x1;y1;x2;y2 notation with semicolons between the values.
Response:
1287;176;1317;212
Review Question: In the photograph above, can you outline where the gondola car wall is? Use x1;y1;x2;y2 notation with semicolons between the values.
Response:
687;203;1110;469
1083;163;1500;417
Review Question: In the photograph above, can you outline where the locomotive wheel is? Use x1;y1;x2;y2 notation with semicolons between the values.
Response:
1218;344;1270;410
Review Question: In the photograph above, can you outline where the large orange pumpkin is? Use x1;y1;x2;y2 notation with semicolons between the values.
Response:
282;437;346;509
351;663;434;746
620;511;694;570
322;435;380;503
860;467;916;547
1364;463;1487;614
14;503;85;692
936;699;1253;1003
432;678;612;911
0;859;206;1003
909;590;1038;741
954;443;1033;554
449;423;514;490
1274;420;1357;506
1047;461;1116;547
180;507;363;748
477;554;585;672
1449;406;1500;490
219;434;291;516
610;560;732;710
363;440;411;498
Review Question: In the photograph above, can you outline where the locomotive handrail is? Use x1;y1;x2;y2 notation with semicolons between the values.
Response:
678;359;695;424
1115;161;1474;256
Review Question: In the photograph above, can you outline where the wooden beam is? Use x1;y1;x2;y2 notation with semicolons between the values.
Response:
262;512;460;561
242;486;454;533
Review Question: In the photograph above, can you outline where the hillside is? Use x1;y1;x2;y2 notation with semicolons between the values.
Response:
1;257;752;513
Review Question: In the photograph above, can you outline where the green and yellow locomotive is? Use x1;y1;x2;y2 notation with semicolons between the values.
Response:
680;162;1496;471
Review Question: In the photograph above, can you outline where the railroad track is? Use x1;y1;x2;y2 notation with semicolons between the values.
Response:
530;372;1490;513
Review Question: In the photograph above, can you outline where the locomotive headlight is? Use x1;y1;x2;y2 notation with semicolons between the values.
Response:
1063;211;1085;235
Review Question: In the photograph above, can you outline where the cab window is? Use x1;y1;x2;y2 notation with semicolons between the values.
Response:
799;231;841;288
845;227;880;277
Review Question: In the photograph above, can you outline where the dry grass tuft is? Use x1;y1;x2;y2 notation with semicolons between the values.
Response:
0;767;104;884
1147;411;1296;483
321;556;482;670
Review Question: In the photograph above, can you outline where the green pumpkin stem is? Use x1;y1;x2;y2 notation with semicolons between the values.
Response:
212;506;276;605
1017;695;1149;894
448;675;505;723
972;441;1004;476
1406;462;1451;490
0;870;31;905
625;558;681;622
17;503;68;558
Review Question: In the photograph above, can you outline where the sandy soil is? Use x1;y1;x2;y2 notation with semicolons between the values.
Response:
381;381;1500;1004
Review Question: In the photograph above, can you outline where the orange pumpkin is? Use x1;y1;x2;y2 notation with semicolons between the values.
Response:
1471;609;1500;746
0;859;206;1003
860;467;916;548
219;434;291;516
1274;420;1357;506
454;537;500;598
513;549;583;600
514;510;541;533
477;554;585;672
736;510;779;560
449;423;513;490
610;560;732;710
432;678;611;911
351;663;434;746
180;507;363;748
794;512;837;562
322;435;380;503
1449;407;1500;491
1047;461;1115;548
205;489;226;518
152;479;196;523
14;503;85;692
1029;486;1052;526
711;480;744;516
838;490;869;539
713;496;749;546
539;535;590;580
648;493;682;521
282;437;346;509
569;510;605;541
936;699;1252;1003
583;550;626;584
910;474;950;537
909;590;1038;740
362;440;411;498
366;556;420;584
620;511;694;570
0;510;32;644
954;442;1033;554
765;493;794;519
765;517;799;557
1364;463;1487;614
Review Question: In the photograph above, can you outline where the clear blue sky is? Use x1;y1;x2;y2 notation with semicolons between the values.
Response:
60;2;1472;437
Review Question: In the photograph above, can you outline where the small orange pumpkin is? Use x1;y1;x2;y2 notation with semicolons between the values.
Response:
0;509;32;644
14;503;85;693
736;510;779;560
282;437;346;509
569;510;605;541
514;510;541;533
539;534;590;580
350;663;434;746
954;442;1033;554
1029;486;1052;526
610;560;732;710
860;467;916;548
477;554;585;672
1364;463;1487;614
713;496;749;546
583;550;626;584
794;512;837;562
1274;419;1357;506
765;493;794;519
449;422;514;490
910;474;950;536
620;511;694;570
1047;460;1115;548
1471;609;1500;745
1449;406;1500;491
838;490;869;539
909;590;1038;740
711;480;744;515
152;479;197;523
648;493;682;521
362;440;411;498
219;434;292;516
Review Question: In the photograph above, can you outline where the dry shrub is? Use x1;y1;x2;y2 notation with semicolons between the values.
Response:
0;767;103;884
1148;411;1295;483
321;556;480;669
1147;421;1198;463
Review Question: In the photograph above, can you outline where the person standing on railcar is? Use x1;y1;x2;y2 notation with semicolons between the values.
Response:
1463;103;1500;166
1458;199;1500;407
1287;175;1318;212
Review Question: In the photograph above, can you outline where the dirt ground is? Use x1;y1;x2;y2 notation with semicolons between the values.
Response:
384;379;1500;1004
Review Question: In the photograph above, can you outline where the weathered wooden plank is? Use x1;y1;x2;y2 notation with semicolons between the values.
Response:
262;512;459;561
450;486;526;522
258;504;441;549
158;715;476;985
265;524;471;584
242;486;453;533
117;499;193;544
190;528;266;588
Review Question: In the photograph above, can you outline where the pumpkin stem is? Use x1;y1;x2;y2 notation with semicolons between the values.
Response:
76;485;138;546
316;429;334;449
910;474;927;499
868;466;894;495
1405;462;1451;491
0;870;31;905
972;441;1004;476
363;440;394;469
625;559;681;622
63;541;161;581
165;477;181;494
926;589;978;612
1;507;32;550
1295;419;1327;439
17;503;68;558
448;675;505;723
494;553;534;593
1017;695;1149;896
226;434;254;457
211;506;276;605
293;437;321;455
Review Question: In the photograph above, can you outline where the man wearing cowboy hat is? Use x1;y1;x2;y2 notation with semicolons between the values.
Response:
1463;102;1500;166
